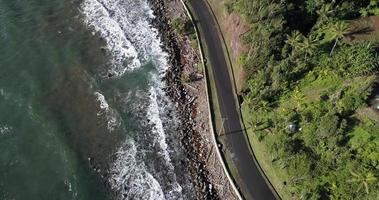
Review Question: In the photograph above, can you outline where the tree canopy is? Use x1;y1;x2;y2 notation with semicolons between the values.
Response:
227;0;379;199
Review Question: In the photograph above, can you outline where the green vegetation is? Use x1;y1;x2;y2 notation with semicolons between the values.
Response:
197;62;205;74
361;0;379;16
171;17;196;40
226;0;379;199
181;73;190;82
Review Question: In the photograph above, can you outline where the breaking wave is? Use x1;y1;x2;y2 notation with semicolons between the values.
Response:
80;0;194;199
145;81;184;199
80;0;169;78
81;0;141;77
109;140;165;200
94;92;120;132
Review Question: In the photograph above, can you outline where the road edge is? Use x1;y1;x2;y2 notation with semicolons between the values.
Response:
178;0;243;199
199;0;282;199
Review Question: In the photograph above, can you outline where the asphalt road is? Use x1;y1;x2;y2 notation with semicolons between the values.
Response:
186;0;279;200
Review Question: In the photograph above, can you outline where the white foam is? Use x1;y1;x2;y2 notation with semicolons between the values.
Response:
94;92;120;132
82;0;191;198
0;125;12;136
94;92;110;113
109;140;165;200
147;85;172;165
81;0;170;78
147;83;184;199
81;0;141;77
64;179;73;192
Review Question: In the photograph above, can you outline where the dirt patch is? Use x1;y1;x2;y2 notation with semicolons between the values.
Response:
346;16;379;43
225;12;249;61
207;0;249;93
357;107;379;123
224;12;249;93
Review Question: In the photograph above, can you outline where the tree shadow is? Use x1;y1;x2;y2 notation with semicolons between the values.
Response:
218;126;253;137
348;27;374;36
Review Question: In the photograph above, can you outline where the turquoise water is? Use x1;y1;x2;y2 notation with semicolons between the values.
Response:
0;0;194;199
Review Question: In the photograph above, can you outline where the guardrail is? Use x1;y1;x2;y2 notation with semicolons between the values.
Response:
178;0;243;199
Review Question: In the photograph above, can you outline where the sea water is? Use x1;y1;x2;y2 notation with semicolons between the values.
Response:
0;0;194;199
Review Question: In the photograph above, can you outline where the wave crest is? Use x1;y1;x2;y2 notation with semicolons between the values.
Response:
109;140;165;200
81;0;141;77
94;92;120;132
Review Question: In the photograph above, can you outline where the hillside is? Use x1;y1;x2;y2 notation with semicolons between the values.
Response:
226;0;379;199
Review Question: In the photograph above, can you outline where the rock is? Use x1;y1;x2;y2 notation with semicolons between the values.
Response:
147;0;220;199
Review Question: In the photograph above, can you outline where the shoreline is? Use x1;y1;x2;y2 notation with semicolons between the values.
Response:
148;0;217;199
148;0;238;199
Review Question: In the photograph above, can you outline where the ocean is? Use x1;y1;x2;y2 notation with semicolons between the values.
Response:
0;0;194;199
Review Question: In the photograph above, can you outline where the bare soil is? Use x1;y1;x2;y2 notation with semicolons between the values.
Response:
207;0;249;93
346;16;379;43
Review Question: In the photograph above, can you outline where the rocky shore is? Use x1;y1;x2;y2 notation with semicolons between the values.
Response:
148;0;217;199
148;0;238;199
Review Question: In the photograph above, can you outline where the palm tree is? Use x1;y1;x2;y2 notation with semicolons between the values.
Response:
286;31;318;61
293;89;305;108
286;30;304;51
328;21;349;55
316;3;334;23
299;35;318;61
348;170;377;194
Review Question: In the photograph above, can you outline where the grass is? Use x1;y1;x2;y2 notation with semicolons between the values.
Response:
242;67;378;198
206;0;287;198
207;0;246;94
197;62;205;74
242;108;293;199
206;1;379;199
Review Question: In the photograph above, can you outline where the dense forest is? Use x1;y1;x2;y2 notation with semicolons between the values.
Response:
226;0;379;199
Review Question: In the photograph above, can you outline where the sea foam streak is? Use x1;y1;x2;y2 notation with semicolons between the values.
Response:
110;140;165;200
94;92;120;132
90;0;169;70
81;0;189;199
81;0;169;78
81;0;141;77
146;80;184;199
0;125;12;136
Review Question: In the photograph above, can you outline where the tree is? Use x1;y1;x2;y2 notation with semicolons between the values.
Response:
299;35;318;61
306;0;325;14
233;0;379;199
348;170;378;194
316;3;335;23
330;43;378;77
286;31;318;61
317;112;340;139
359;0;379;17
286;30;304;51
327;21;349;55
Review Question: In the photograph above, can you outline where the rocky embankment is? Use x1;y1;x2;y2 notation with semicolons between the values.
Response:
148;0;239;200
148;0;218;199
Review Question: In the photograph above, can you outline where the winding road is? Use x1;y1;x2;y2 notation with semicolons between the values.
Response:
186;0;279;199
